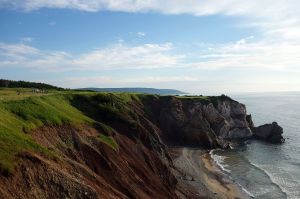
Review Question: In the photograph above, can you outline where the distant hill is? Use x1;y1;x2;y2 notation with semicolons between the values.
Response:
0;79;63;90
79;87;187;95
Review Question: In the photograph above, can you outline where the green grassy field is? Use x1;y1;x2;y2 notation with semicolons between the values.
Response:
0;88;51;101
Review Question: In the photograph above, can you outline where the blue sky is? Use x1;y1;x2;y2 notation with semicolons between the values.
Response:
0;1;300;94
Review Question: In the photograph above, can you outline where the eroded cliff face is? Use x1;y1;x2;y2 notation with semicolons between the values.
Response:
0;126;179;199
0;94;283;199
153;96;254;148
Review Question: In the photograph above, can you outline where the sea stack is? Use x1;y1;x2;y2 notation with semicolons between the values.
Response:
252;122;285;143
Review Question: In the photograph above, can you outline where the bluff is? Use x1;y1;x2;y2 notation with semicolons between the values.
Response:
153;95;253;148
0;91;284;198
144;95;284;146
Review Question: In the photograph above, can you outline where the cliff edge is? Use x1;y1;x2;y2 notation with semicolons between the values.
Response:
0;91;284;198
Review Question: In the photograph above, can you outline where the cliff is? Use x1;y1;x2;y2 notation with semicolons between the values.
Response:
152;95;253;148
0;90;284;198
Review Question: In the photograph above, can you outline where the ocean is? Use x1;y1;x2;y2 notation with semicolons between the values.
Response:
211;92;300;199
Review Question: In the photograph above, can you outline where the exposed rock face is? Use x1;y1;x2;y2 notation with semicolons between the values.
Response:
252;122;285;143
150;96;284;148
212;100;253;139
158;98;219;148
156;96;253;149
246;114;255;129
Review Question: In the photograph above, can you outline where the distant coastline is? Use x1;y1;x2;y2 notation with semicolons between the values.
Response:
77;87;187;95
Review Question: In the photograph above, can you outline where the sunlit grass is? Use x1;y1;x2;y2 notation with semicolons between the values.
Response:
0;93;92;175
0;90;143;174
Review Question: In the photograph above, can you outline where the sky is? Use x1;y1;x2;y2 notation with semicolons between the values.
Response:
0;0;300;94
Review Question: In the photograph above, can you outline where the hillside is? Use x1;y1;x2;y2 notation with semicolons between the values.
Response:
0;88;283;198
79;87;186;95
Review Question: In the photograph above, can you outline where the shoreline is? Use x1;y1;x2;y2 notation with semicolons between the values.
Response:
170;147;253;199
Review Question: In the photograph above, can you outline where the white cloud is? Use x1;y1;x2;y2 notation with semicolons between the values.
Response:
1;1;299;92
1;0;300;44
63;75;199;88
0;42;70;69
20;37;34;43
0;0;292;16
137;32;146;37
0;42;184;70
72;43;184;70
1;39;300;72
190;39;300;71
72;75;198;84
0;2;298;31
0;42;39;58
1;1;299;72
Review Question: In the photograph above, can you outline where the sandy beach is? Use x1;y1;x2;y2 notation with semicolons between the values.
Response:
170;147;252;199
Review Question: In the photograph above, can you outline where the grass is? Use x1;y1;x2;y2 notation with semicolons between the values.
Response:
0;88;51;101
70;92;141;125
97;134;118;151
0;110;54;176
0;91;93;175
0;89;141;174
0;88;231;175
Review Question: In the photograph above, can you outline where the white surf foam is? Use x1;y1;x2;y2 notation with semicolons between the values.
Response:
209;150;255;198
209;149;231;173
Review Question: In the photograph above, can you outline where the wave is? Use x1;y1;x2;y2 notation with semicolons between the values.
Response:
209;149;231;173
209;149;255;198
210;149;290;199
247;160;289;199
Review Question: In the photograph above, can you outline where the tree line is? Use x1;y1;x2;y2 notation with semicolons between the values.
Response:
0;79;63;90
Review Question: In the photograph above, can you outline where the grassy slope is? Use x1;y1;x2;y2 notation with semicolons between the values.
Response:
0;90;95;174
0;88;146;174
0;88;228;175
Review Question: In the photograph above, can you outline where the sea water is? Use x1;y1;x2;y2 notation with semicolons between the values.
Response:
211;92;300;199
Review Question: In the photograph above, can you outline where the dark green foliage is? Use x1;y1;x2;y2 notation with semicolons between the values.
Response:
70;93;142;140
0;79;63;90
70;93;139;124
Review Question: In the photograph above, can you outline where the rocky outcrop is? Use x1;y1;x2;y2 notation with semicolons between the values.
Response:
210;99;253;139
145;95;284;148
155;96;254;149
252;122;285;143
158;98;219;148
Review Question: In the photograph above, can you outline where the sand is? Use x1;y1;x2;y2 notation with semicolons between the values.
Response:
170;147;253;199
